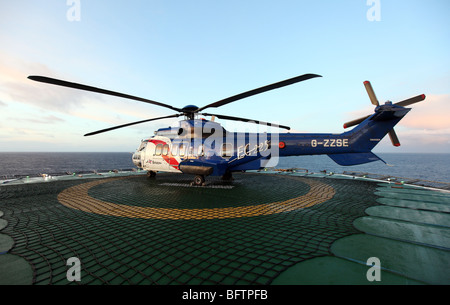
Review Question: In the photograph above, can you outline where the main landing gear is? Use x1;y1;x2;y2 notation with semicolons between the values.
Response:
221;171;233;182
191;172;233;186
192;175;205;186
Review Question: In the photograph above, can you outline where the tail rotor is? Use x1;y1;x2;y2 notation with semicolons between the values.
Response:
343;80;426;147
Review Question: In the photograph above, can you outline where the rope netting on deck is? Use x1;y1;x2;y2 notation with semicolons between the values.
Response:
0;173;379;285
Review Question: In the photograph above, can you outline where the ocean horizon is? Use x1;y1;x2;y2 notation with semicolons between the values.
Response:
0;152;449;183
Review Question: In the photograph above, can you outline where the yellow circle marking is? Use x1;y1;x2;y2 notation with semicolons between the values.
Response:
57;176;335;220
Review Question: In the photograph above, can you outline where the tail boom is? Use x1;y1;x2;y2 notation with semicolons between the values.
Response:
277;104;411;165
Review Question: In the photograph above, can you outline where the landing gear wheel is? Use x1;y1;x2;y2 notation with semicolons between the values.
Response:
192;175;205;186
147;171;156;178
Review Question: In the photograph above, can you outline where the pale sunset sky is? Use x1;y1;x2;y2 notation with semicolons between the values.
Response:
0;1;449;152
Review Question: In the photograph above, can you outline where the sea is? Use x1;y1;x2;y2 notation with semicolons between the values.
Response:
0;152;448;183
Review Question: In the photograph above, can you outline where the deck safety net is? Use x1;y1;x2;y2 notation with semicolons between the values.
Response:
0;173;379;285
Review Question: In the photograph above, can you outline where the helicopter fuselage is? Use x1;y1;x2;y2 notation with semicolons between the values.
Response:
132;106;408;184
27;73;425;186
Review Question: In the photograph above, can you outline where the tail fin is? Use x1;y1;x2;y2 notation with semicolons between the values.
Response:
347;103;411;152
343;80;425;147
327;80;425;166
327;103;410;166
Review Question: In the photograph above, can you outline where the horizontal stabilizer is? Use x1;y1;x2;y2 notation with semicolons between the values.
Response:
328;152;386;166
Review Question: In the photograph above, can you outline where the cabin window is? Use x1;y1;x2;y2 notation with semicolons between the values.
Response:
162;144;169;156
188;146;194;157
172;144;178;156
179;144;186;157
221;143;232;157
197;144;204;156
154;144;163;156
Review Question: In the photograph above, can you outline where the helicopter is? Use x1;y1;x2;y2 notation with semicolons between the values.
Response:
28;73;425;185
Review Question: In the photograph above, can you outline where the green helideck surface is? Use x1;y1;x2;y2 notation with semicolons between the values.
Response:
0;172;449;285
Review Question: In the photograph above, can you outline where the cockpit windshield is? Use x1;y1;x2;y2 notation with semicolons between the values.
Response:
138;140;148;151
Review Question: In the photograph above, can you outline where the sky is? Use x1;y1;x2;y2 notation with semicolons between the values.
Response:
0;0;449;153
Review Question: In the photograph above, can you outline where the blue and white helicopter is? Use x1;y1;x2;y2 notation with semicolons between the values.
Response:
28;74;425;185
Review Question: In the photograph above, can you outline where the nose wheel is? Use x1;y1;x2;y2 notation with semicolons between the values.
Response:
147;171;156;178
192;175;205;186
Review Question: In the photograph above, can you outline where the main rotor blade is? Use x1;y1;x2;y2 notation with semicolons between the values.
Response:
84;114;181;136
202;112;290;130
197;74;322;112
28;75;182;112
363;81;379;106
388;129;400;147
395;94;426;107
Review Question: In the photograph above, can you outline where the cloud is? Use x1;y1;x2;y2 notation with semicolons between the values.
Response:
1;126;55;139
344;94;450;131
0;52;169;129
8;115;65;124
344;94;450;130
399;94;450;130
341;93;450;152
395;94;450;151
0;53;93;113
400;128;450;144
